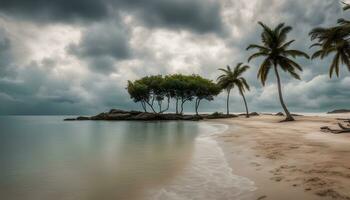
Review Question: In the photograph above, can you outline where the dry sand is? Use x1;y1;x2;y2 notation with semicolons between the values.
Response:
212;114;350;200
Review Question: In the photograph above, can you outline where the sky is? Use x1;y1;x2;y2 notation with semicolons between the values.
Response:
0;0;349;115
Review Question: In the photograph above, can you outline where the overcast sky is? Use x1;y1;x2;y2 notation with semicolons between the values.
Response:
0;0;349;115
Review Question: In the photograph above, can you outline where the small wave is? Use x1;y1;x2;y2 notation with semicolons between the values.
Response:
148;122;256;200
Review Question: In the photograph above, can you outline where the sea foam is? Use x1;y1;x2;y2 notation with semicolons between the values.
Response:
147;123;256;200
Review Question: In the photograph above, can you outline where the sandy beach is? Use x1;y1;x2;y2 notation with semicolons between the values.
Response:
212;114;350;200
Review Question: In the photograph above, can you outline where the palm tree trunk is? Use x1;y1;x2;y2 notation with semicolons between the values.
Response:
226;89;230;115
274;65;294;121
241;91;249;118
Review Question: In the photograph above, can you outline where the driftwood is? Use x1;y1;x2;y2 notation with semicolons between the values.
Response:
336;118;350;123
321;123;350;134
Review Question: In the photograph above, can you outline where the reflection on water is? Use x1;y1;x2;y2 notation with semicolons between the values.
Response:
0;116;199;200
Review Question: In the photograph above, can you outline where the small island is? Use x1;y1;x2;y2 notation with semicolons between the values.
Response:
327;109;350;114
64;109;260;121
65;73;257;121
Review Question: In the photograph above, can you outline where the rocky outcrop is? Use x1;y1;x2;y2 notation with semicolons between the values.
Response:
205;112;237;119
327;109;350;114
249;112;259;116
64;109;237;121
238;112;259;117
274;112;303;117
275;112;284;116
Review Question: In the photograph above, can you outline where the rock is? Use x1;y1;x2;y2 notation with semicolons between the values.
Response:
182;115;203;121
238;112;259;117
90;113;109;120
106;113;132;120
64;118;76;121
205;113;237;119
327;109;350;114
249;112;259;116
109;109;128;114
129;110;142;115
76;116;90;120
64;109;243;122
211;112;224;117
132;112;159;120
275;112;284;116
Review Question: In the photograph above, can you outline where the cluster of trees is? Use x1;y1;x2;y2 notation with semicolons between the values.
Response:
127;74;221;115
127;3;350;121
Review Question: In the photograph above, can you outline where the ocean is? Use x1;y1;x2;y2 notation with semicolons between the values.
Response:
0;116;255;200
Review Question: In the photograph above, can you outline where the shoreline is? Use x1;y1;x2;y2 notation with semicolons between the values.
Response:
209;115;350;200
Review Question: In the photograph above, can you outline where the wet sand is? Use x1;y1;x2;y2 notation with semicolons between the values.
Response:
212;114;350;200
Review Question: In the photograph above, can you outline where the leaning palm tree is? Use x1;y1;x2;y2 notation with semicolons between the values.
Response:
309;3;350;78
217;63;250;117
247;22;309;121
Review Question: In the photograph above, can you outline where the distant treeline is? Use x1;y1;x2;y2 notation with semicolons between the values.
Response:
127;74;221;115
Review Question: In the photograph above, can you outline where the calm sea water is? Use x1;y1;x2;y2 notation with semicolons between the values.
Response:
0;116;255;200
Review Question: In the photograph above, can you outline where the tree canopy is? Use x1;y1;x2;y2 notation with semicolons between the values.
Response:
127;74;221;115
309;2;350;78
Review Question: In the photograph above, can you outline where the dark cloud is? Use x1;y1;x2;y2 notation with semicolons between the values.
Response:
0;28;14;77
0;0;109;23
0;0;224;34
68;23;130;59
67;21;131;73
121;0;224;34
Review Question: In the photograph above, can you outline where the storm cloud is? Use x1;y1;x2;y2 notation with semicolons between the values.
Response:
0;0;349;115
0;0;224;34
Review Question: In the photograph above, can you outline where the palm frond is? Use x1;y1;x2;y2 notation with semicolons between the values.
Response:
280;40;295;50
257;58;272;86
246;44;269;51
248;52;269;62
329;53;340;78
311;50;324;59
280;56;303;71
283;50;309;59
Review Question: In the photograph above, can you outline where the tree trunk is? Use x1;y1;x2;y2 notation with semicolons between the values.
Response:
226;89;231;115
161;96;170;113
151;95;155;107
180;100;185;115
274;65;294;121
175;98;179;114
195;98;201;116
180;97;188;115
146;101;157;113
141;101;147;112
158;101;162;113
241;91;249;118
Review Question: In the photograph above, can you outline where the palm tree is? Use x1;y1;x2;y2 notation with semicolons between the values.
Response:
217;63;250;117
309;3;350;78
247;22;309;121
